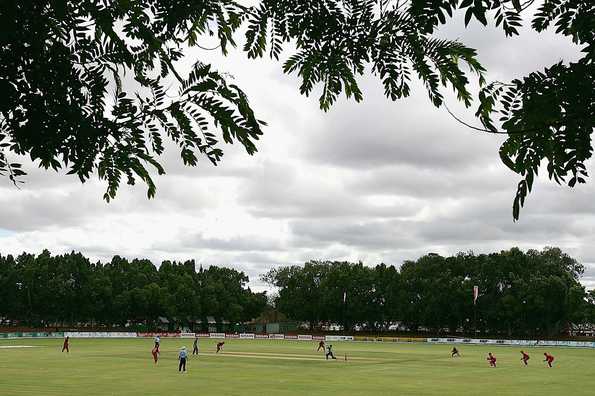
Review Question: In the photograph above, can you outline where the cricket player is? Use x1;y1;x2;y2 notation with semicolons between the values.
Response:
317;340;325;351
62;336;70;353
544;352;555;368
520;351;530;366
192;335;199;355
326;344;337;360
487;352;497;367
179;346;188;372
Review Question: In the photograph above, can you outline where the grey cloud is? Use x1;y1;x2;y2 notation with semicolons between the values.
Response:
0;187;102;231
347;162;512;199
408;187;593;246
152;232;285;253
531;177;595;216
289;218;419;250
436;10;583;79
414;215;584;246
303;81;503;171
0;166;222;233
238;160;423;219
0;181;202;232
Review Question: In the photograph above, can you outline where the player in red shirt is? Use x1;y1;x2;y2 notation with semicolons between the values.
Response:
216;341;225;353
520;350;530;366
487;352;496;367
317;340;325;351
151;346;159;364
543;352;555;367
61;336;69;353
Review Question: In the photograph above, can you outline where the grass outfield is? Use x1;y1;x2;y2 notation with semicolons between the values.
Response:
1;338;594;395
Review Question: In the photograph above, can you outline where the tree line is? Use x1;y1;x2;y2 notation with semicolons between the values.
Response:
2;247;594;336
0;250;267;329
264;247;595;337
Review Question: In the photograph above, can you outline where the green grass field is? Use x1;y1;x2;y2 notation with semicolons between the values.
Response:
1;338;594;395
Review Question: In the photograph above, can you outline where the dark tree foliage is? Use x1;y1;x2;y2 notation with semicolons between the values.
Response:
0;250;267;327
474;0;594;219
244;0;484;109
0;0;264;200
264;247;594;336
1;1;593;218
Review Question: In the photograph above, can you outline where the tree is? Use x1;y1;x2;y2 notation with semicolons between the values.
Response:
264;247;590;336
0;254;23;320
399;254;472;333
1;0;264;201
4;1;590;218
475;2;593;219
0;250;266;328
263;262;337;329
371;263;402;328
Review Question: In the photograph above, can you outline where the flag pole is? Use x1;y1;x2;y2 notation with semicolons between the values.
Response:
473;286;478;337
473;303;477;337
342;290;346;335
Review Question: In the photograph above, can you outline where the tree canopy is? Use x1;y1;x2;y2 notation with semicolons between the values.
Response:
263;247;594;336
0;250;267;328
1;247;594;336
1;1;593;218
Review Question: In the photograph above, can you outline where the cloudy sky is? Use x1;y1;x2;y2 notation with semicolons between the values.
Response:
2;6;594;291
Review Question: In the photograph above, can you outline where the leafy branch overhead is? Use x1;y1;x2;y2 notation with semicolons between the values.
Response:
1;0;264;201
1;1;593;219
245;1;485;109
472;0;594;220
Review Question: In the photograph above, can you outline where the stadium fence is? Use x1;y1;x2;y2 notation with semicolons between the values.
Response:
2;331;594;348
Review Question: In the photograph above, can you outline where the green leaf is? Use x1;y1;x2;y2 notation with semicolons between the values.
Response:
464;7;474;26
